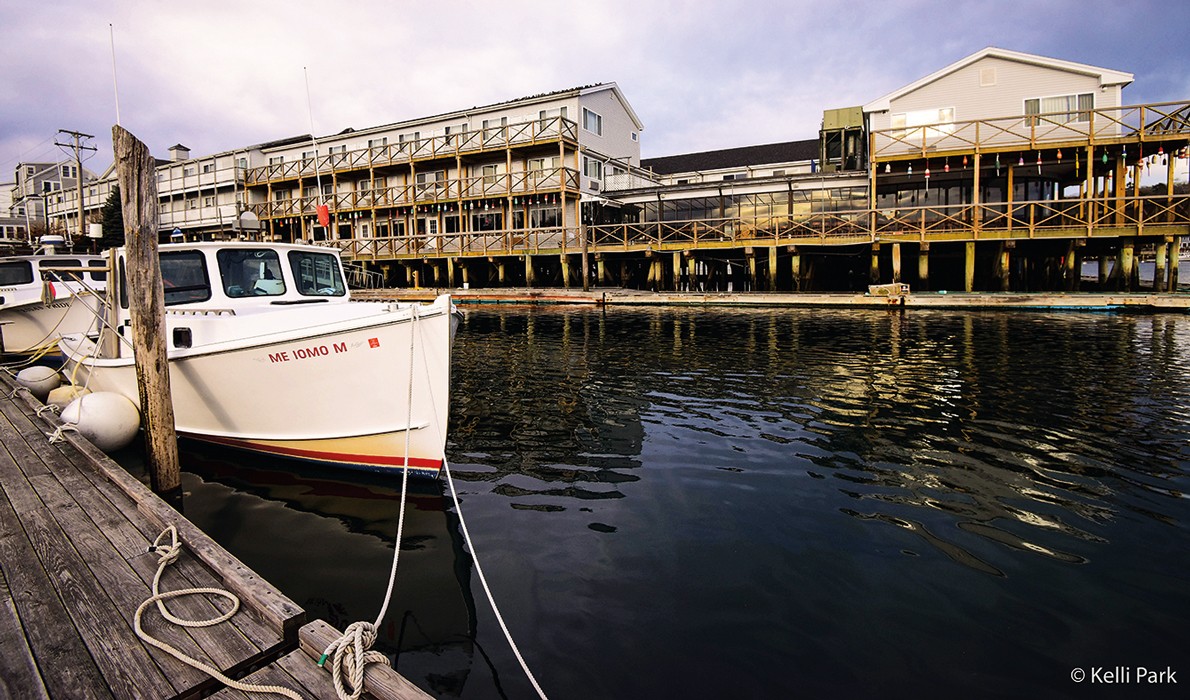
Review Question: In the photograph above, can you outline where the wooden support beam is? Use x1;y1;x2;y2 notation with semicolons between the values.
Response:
1155;242;1168;292
870;242;880;284
1169;236;1180;290
790;247;801;292
1120;239;1135;292
112;125;181;503
917;242;929;291
768;246;778;292
524;254;535;287
964;241;976;292
891;243;901;284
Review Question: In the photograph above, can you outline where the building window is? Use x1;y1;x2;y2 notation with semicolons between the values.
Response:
202;163;213;173
183;166;195;176
582;108;603;136
1025;93;1094;124
273;190;290;201
203;196;214;207
583;157;603;181
482;164;498;187
631;132;638;142
367;137;388;149
269;156;285;165
890;107;955;139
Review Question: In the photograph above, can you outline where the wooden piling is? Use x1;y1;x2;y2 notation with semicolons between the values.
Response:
112;125;180;503
917;243;929;291
964;241;976;292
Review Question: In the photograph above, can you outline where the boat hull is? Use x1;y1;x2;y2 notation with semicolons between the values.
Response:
0;295;101;354
61;297;453;476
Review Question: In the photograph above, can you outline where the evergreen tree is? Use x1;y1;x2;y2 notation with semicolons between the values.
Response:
100;186;125;249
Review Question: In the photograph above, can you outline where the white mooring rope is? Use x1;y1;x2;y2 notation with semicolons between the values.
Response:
420;305;551;700
135;526;303;700
318;305;419;700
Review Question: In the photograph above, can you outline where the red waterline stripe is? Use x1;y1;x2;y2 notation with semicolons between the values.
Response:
189;434;443;471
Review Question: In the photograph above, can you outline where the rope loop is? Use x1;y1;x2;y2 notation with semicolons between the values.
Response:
320;621;390;700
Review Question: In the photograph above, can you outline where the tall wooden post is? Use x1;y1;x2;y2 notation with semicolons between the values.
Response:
891;243;901;284
869;243;881;284
767;246;777;292
112;126;180;504
1170;237;1181;289
917;242;929;291
964;241;976;292
1155;241;1168;292
790;246;801;292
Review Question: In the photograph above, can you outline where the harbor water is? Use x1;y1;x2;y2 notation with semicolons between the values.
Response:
126;305;1190;699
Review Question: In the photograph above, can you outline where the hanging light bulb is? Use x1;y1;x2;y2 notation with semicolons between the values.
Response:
1102;150;1108;165
884;162;891;173
1018;154;1025;167
963;155;969;169
1057;149;1063;161
944;158;950;173
908;163;913;175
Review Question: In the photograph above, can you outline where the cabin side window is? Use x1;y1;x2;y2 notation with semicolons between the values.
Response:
41;259;81;282
160;251;212;305
287;251;346;297
217;249;286;297
87;259;107;282
0;261;34;286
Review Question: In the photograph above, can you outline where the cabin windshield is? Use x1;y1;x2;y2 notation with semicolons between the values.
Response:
217;249;287;297
287;250;346;297
0;261;35;286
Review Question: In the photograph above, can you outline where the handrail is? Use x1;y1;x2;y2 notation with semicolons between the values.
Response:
872;100;1190;158
245;116;579;185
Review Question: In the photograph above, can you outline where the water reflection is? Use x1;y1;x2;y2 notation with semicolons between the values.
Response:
175;445;485;696
452;307;1189;576
128;306;1190;698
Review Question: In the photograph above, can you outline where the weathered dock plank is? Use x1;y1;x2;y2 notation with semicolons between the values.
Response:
0;373;299;699
1;371;435;699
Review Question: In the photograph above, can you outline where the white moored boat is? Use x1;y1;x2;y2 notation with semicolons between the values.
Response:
59;241;453;476
0;252;108;354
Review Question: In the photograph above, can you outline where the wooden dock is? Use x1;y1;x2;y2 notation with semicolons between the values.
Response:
0;371;431;700
356;286;1190;312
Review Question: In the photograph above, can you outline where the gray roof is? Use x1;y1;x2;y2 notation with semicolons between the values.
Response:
642;139;818;175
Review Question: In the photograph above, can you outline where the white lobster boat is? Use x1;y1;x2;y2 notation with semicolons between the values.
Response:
0;253;108;354
59;241;453;476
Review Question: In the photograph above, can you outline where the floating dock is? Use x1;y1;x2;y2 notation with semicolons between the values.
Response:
0;372;431;700
356;286;1190;312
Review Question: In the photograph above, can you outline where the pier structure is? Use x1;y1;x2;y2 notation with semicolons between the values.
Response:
0;372;431;699
244;48;1189;294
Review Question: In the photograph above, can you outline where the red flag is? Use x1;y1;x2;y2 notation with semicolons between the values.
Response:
317;205;330;227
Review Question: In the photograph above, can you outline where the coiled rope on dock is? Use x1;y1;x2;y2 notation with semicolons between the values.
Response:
135;526;303;700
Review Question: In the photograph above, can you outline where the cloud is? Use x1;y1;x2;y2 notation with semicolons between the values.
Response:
2;0;1187;183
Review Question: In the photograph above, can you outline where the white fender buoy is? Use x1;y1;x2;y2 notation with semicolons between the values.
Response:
15;366;61;401
47;384;91;409
61;392;140;452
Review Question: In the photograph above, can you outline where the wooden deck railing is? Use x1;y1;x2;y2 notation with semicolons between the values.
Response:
312;192;1189;260
245;117;579;185
872;100;1190;159
247;168;579;219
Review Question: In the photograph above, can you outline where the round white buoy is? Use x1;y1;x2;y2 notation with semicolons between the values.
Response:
61;392;140;452
15;365;61;401
47;384;91;409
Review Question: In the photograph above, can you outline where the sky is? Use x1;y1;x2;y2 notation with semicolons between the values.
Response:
2;0;1189;185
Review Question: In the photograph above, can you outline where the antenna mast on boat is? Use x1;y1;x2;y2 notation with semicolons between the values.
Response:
304;67;329;237
109;23;121;126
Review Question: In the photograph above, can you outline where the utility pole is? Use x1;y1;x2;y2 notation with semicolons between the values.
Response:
55;129;97;246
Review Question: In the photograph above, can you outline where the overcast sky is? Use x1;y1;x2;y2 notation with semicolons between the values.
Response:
2;0;1189;183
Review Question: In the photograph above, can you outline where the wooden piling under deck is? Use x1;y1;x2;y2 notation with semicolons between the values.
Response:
0;372;431;700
